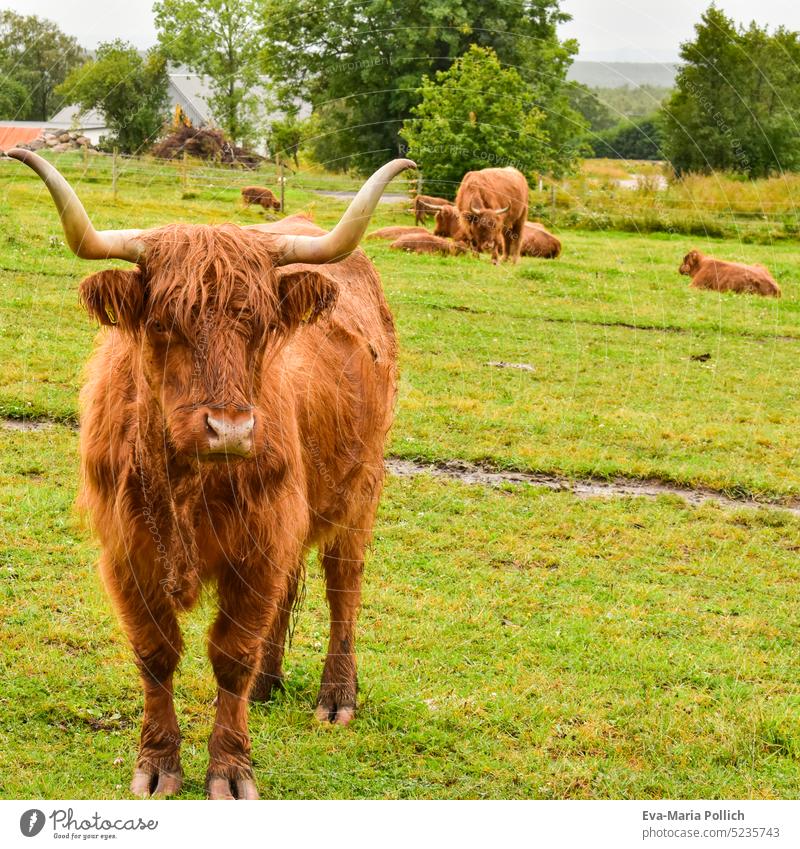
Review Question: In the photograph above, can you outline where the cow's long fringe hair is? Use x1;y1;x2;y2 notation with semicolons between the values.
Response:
140;224;283;336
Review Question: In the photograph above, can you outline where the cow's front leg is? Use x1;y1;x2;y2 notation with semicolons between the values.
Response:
101;556;184;798
206;563;280;800
316;530;367;726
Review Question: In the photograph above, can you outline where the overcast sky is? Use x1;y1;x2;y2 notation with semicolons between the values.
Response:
5;0;800;61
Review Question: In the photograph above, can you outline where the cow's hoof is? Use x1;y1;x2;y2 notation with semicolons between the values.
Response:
314;697;355;726
250;670;285;703
206;775;260;800
130;765;183;798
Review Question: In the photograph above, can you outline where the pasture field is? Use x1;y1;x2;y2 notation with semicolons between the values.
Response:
1;152;799;798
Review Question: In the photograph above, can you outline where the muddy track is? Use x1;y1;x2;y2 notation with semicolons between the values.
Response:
540;315;800;343
386;458;800;517
4;417;797;516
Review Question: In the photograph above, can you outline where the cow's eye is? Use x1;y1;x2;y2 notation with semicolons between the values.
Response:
151;320;166;333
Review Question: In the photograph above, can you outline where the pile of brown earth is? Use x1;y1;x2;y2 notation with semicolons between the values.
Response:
152;126;264;169
17;131;97;153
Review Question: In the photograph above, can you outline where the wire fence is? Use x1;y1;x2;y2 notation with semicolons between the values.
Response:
4;148;800;241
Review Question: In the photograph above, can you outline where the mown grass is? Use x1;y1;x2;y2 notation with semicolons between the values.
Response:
1;152;800;799
2;427;800;799
3;152;800;496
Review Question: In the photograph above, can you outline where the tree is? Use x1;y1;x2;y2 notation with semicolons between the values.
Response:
0;75;28;119
399;46;549;196
260;0;585;175
568;83;618;133
154;0;265;144
662;6;800;177
266;114;315;167
0;11;87;120
589;116;664;161
57;41;169;153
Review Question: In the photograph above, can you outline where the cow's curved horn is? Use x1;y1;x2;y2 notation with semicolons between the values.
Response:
418;200;448;211
6;149;145;262
493;205;510;214
470;205;483;215
268;158;416;266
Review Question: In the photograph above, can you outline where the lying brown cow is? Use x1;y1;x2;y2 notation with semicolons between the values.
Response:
412;194;450;225
367;225;431;240
520;222;561;259
679;249;781;297
8;147;415;800
390;232;466;256
241;185;281;211
456;167;529;264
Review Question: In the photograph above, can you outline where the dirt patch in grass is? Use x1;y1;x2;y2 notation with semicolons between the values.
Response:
386;457;800;516
1;418;55;432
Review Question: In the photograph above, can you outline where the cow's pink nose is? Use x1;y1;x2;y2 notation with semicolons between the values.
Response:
205;411;255;456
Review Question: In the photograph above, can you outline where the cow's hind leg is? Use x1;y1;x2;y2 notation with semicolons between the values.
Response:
315;529;369;726
250;566;300;702
102;556;184;798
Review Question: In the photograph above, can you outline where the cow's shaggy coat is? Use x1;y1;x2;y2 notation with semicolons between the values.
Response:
520;222;561;259
389;232;466;256
456;167;529;264
241;185;281;211
679;250;781;297
7;147;413;801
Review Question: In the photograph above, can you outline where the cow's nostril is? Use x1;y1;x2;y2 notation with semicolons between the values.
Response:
205;415;219;438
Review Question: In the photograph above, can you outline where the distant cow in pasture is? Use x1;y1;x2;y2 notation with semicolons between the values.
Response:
412;194;451;225
679;250;781;297
431;204;468;243
367;225;431;240
520;222;561;259
390;232;466;256
455;167;529;264
241;185;281;211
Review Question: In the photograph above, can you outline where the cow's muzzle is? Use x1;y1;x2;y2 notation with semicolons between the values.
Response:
202;408;255;458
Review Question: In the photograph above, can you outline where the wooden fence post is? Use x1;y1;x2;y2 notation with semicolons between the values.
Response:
112;147;119;200
279;161;285;213
181;150;188;192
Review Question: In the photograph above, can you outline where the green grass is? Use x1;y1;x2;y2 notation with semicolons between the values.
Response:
3;153;800;496
1;152;800;799
2;427;800;799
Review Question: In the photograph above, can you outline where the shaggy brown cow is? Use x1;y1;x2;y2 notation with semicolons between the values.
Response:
520;222;561;259
456;167;529;264
7;148;415;800
679;249;781;297
431;204;468;243
366;225;430;240
241;185;281;211
389;232;467;256
412;193;450;225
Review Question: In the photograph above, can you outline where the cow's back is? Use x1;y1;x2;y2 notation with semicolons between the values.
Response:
456;167;529;220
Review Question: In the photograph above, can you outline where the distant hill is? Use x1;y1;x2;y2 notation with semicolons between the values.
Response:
568;62;678;89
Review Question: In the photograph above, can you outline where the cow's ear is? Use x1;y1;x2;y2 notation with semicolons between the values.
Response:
275;267;338;328
79;268;145;329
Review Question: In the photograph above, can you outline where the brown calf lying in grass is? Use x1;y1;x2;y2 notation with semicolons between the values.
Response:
390;232;467;256
367;225;431;240
679;249;781;297
520;222;561;259
241;185;281;211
